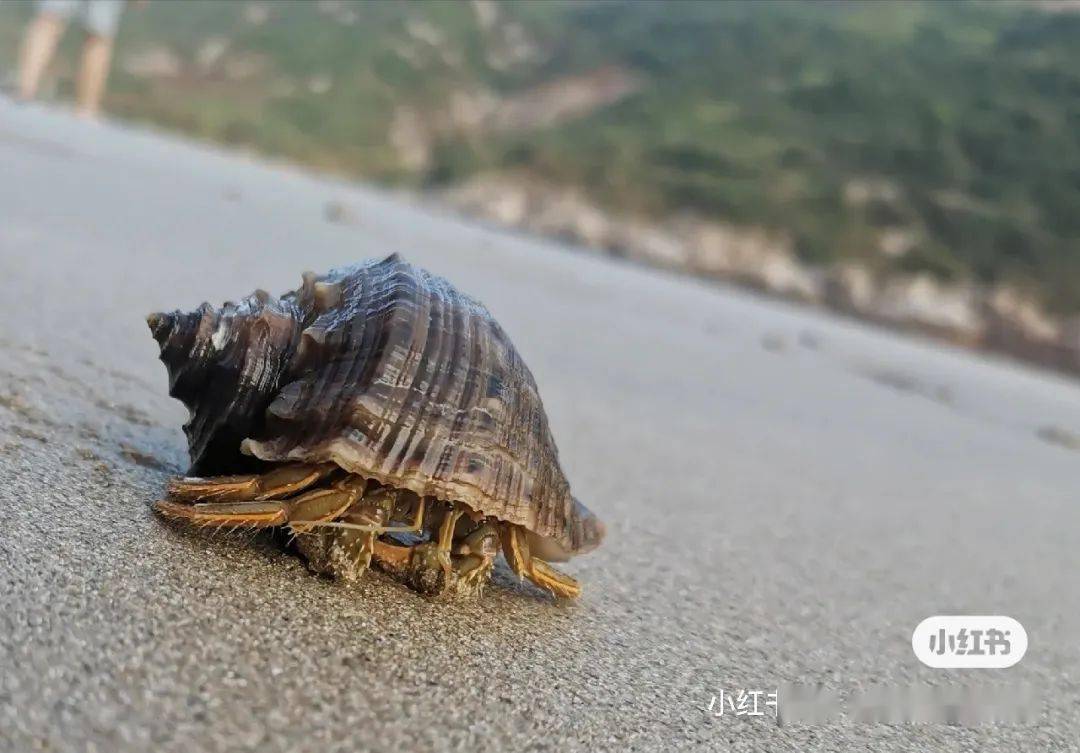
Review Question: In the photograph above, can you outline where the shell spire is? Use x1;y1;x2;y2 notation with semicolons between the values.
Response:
147;291;303;475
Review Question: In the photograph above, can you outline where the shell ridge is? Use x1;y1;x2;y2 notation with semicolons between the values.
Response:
389;279;449;476
373;269;430;471
430;293;469;481
361;267;420;462
448;296;485;492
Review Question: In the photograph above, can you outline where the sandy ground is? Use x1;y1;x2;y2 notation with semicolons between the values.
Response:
1;100;1079;752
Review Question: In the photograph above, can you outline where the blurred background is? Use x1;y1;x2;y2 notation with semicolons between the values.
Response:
3;0;1080;374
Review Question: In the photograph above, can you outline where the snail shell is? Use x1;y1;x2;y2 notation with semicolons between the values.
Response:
148;255;603;556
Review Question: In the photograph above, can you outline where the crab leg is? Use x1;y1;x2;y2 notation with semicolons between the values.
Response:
165;463;335;503
313;500;388;581
283;479;366;534
291;492;427;534
359;495;429;575
453;521;500;595
154;475;364;530
437;507;465;552
292;492;429;581
430;506;465;576
500;523;581;599
371;539;413;573
364;502;465;592
153;499;289;528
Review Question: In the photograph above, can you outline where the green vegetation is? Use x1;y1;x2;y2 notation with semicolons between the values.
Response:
3;1;1079;310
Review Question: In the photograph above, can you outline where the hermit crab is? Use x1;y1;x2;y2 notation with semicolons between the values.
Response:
147;255;604;598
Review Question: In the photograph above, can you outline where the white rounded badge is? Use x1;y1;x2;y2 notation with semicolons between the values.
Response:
912;615;1027;669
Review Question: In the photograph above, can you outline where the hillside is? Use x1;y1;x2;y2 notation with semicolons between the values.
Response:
3;0;1080;349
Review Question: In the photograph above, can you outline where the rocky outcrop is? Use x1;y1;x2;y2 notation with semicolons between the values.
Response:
440;173;1080;377
387;67;639;172
488;67;640;132
873;275;983;344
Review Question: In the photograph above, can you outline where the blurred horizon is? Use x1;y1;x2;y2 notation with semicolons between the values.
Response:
3;0;1080;370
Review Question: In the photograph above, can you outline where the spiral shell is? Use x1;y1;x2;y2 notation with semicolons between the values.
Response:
148;255;602;555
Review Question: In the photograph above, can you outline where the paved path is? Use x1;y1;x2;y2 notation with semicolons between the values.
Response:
1;101;1077;751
